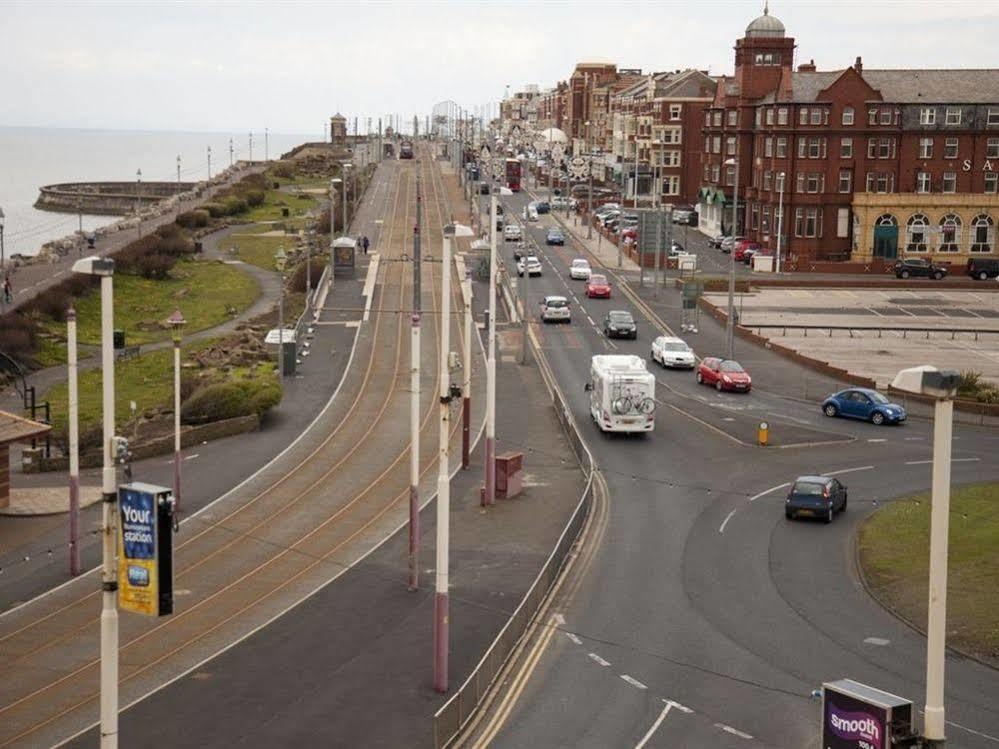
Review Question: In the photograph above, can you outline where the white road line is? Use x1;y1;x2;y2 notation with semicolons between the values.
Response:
620;675;647;690
634;701;673;749
585;314;595;325
184;453;200;461
665;700;693;714
867;438;887;443
905;459;932;465
715;723;754;740
904;437;924;441
553;613;566;626
566;632;583;645
825;465;874;476
749;482;790;502
588;653;610;667
953;457;981;463
718;508;738;534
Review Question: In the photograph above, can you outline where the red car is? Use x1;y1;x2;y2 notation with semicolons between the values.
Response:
733;240;761;262
586;274;612;298
696;357;752;392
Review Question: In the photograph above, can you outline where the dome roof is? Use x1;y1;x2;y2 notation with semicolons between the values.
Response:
538;127;568;144
745;4;785;38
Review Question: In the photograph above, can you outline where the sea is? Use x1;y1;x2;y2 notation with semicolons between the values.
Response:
0;126;312;258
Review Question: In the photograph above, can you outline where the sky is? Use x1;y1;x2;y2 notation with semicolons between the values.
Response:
3;0;998;135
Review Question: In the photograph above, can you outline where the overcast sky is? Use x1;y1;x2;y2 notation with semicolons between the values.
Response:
3;0;997;135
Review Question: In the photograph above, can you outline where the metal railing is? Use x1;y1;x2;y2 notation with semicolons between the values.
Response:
433;295;596;748
747;323;999;341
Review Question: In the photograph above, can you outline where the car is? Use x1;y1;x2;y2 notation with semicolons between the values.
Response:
586;274;612;298
517;256;542;277
535;201;551;214
708;234;729;249
967;257;999;280
479;182;491;195
720;235;744;254
671;205;697;226
619;213;639;228
503;224;522;242
733;241;761;262
603;310;636;338
569;258;592;280
696;357;751;392
546;228;565;245
894;258;947;280
551;196;577;211
785;475;848;523
650;336;695;369
667;241;685;258
598;210;621;227
821;388;906;425
539;295;571;323
594;203;620;218
523;205;539;222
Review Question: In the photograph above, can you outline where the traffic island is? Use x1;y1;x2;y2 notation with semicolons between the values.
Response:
858;482;999;668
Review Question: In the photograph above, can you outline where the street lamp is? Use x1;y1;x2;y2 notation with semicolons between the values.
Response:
486;185;513;508
168;309;186;514
329;177;343;291
890;365;959;748
136;168;143;237
70;254;118;748
723;157;739;359
776;171;786;274
0;205;5;273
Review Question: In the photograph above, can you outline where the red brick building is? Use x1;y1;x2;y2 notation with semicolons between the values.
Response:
699;7;999;265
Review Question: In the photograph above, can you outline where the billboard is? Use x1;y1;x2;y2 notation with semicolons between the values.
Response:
822;680;913;749
118;482;175;617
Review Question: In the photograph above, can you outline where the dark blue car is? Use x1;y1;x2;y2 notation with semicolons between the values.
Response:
821;388;906;425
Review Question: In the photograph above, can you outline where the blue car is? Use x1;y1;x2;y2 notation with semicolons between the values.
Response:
821;388;906;425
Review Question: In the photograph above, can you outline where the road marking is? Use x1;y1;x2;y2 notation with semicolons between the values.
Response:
184;453;199;461
825;465;874;476
954;457;981;463
553;613;566;626
749;482;790;502
864;637;891;646
718;508;738;534
634;701;673;749
715;723;754;740
585;314;595;325
620;675;647;690
904;437;924;441
867;438;887;443
565;632;582;645
588;653;610;667
905;459;932;465
666;700;693;714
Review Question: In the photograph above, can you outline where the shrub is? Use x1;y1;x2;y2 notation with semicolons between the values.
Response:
244;188;265;207
249;383;282;415
201;202;226;218
289;257;325;293
222;196;247;215
155;222;184;241
270;162;295;179
180;377;282;424
0;313;38;358
316;206;331;234
158;234;195;257
32;290;74;322
958;371;984;398
135;253;177;279
175;211;205;229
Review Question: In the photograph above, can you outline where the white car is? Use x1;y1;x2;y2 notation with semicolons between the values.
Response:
650;336;696;369
539;295;571;323
504;224;522;242
517;256;542;277
569;258;592;280
522;205;539;222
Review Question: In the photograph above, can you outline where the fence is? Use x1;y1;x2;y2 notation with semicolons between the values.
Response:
433;293;596;748
747;323;999;342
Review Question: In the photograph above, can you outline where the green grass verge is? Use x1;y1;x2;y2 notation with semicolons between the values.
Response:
241;189;316;223
859;483;999;663
47;258;259;346
219;233;295;271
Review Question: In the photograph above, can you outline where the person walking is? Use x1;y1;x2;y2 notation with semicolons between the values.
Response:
362;235;370;255
3;274;12;305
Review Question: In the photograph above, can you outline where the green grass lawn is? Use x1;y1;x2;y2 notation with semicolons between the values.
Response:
219;233;297;271
50;258;259;346
241;189;317;223
859;483;999;663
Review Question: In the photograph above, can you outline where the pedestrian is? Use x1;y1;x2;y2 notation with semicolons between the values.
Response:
3;274;12;305
362;235;370;255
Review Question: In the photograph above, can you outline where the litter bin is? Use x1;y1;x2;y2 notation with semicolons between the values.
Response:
281;340;297;375
281;207;290;218
113;330;125;349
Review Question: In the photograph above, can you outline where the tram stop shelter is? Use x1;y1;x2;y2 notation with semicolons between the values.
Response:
0;410;51;510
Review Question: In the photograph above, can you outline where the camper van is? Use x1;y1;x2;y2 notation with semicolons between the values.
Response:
586;355;656;434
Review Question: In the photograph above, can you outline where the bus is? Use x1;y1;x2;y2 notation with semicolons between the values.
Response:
399;140;414;159
505;158;522;192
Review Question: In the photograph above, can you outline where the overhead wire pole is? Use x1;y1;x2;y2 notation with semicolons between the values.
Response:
409;170;422;591
434;224;456;694
98;271;117;748
461;261;472;470
485;188;498;507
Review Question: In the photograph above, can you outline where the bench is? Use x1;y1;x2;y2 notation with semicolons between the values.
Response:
114;345;141;361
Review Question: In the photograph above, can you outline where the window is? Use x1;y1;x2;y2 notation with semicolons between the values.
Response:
805;173;823;193
765;137;773;157
988;138;999;159
776;137;787;158
712;136;721;154
867;138;877;159
841;137;853;158
704;110;711;126
971;214;994;252
812;109;824;125
796;172;805;193
944;138;958;159
919;107;936;126
906;213;929;252
939;214;962;252
663;175;680;195
919;138;933;159
945;107;962;126
798;138;807;159
662;150;680;167
751;204;759;230
670;104;682;121
879;108;892;125
865;172;894;193
763;171;772;191
726;136;736;156
704;136;710;153
713;111;722;126
878;138;895;159
987;172;998;194
837;208;850;238
755;108;762;127
916;171;931;193
794;207;822;237
727;109;737;127
766;108;774;126
942;171;957;193
809;137;826;158
725;165;735;186
711;164;720;182
989;108;999;127
868;109;878;125
777;107;788;125
664;127;681;144
703;163;711;181
839;170;852;193
752;167;760;188
800;108;809;125
842;106;855;126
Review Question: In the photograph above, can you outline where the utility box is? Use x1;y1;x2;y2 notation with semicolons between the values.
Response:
113;330;125;349
495;452;523;499
821;679;914;749
752;254;774;272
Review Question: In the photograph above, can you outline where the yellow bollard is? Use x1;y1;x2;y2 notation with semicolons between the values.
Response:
758;421;769;446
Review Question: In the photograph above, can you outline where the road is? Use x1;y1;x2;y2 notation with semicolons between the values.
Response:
481;190;999;748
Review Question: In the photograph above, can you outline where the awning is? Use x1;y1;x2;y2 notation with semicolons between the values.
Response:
697;186;728;205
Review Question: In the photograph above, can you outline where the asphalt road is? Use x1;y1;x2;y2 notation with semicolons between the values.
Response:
488;191;999;748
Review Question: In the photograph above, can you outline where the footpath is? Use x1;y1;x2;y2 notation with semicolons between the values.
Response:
0;165;385;609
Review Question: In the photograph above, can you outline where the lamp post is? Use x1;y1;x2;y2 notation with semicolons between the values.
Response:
176;155;181;187
330;177;342;291
71;254;117;748
724;157;739;359
890;366;959;748
0;206;5;273
410;173;423;590
168;309;186;514
135;169;142;237
67;306;81;575
775;171;786;274
229;137;234;168
341;164;352;236
207;146;212;180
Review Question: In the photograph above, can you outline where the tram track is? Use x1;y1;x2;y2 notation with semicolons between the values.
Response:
0;151;479;747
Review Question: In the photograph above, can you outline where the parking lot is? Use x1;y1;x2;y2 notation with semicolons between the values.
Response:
703;287;999;386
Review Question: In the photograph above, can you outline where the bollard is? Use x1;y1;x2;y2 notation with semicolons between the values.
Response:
758;420;769;446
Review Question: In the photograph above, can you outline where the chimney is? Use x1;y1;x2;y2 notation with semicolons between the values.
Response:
854;56;863;74
797;59;816;72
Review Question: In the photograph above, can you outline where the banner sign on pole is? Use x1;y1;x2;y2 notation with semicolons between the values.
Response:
118;482;175;617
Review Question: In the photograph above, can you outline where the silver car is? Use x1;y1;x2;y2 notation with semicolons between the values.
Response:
539;295;571;323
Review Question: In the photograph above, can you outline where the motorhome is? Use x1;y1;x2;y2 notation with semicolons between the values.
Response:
587;355;656;433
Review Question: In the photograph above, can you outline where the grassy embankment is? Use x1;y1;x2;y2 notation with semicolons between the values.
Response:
859;482;999;664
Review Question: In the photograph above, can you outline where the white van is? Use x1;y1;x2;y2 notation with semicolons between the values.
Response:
586;354;656;433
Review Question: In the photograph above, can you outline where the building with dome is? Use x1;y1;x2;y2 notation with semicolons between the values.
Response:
698;4;999;268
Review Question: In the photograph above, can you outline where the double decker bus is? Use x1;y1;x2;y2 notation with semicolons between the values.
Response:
505;158;522;192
